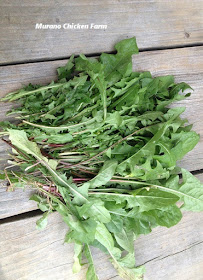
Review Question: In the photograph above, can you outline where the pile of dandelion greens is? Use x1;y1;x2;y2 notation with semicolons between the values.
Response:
0;37;203;280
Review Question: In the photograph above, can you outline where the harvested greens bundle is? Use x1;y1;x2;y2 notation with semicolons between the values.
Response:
0;37;203;280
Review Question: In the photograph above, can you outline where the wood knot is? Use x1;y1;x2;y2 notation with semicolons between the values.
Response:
184;32;190;38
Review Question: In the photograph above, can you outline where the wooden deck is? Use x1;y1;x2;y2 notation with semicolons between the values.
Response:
0;1;203;279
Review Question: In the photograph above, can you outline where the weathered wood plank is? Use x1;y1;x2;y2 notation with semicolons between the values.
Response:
0;182;36;219
135;210;203;280
0;0;202;64
0;203;202;280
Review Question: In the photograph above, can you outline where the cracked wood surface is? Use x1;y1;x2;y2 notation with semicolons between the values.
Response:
0;46;202;219
0;205;203;280
0;0;202;64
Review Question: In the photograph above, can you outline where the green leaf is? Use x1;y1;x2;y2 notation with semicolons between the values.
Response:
65;218;97;244
96;222;144;279
117;122;169;176
90;188;179;211
165;169;203;211
100;37;139;84
125;217;152;236
106;214;134;252
57;55;74;80
8;129;47;162
0;172;6;180
75;55;107;119
76;199;111;223
106;214;124;233
29;194;42;203
114;228;134;253
149;205;182;228
95;222;117;253
105;112;122;128
36;212;49;230
154;131;200;167
30;194;50;212
170;131;200;160
72;243;83;274
111;253;145;280
47;133;73;144
84;244;99;280
115;37;139;57
2;82;68;101
137;205;182;228
85;160;118;189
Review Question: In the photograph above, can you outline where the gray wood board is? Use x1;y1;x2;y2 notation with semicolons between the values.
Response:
0;203;202;280
0;182;36;219
0;0;203;64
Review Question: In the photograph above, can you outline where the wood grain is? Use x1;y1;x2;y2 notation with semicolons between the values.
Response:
0;202;202;280
0;182;36;219
0;0;202;64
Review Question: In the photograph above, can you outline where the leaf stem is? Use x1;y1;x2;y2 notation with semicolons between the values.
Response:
22;118;95;130
1;83;68;101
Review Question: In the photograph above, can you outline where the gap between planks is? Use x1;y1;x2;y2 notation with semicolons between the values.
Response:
1;0;203;64
0;42;202;68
